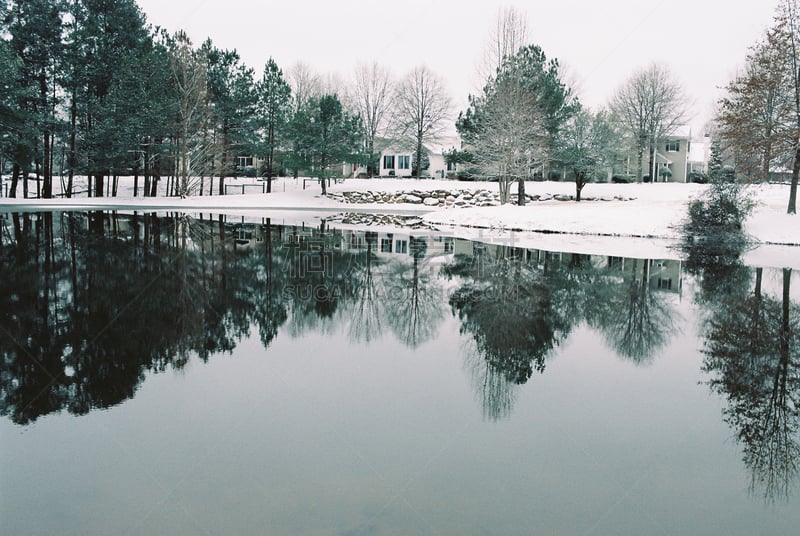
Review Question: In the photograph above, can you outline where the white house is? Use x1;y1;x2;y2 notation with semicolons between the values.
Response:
375;138;459;178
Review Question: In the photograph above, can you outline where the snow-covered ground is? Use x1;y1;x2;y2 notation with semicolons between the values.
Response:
1;176;798;267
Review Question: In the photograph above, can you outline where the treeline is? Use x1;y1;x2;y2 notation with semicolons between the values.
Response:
0;0;433;199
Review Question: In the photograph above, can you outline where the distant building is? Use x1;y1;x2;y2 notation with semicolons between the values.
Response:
612;126;694;183
374;137;459;179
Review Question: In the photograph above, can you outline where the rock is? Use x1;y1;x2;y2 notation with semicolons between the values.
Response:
404;194;422;204
423;197;440;206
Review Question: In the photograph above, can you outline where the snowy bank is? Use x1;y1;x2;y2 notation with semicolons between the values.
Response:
1;177;798;267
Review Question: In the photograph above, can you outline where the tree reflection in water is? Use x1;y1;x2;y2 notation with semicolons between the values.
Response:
383;236;445;349
702;267;800;503
443;246;681;420
446;248;571;420
679;224;800;501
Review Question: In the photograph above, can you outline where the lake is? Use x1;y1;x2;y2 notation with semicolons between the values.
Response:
1;210;799;535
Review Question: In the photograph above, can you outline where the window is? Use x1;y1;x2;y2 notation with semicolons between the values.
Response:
237;156;253;168
398;155;410;169
383;155;395;169
658;278;672;290
447;160;457;171
380;238;393;253
395;240;407;254
666;140;680;152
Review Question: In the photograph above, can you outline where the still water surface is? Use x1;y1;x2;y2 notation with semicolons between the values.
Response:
1;211;799;535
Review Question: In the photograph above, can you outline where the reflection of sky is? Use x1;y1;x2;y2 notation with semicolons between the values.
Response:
3;280;799;534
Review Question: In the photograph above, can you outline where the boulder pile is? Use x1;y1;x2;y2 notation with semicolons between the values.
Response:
327;189;635;207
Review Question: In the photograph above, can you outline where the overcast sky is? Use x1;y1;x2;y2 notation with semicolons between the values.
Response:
136;0;778;136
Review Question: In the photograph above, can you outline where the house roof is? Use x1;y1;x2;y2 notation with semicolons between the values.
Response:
667;125;692;139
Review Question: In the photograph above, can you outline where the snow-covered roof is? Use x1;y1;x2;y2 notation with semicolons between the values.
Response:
667;125;692;139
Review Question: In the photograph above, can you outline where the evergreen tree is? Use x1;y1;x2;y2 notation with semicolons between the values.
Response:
302;93;362;195
5;0;65;198
458;44;577;203
255;58;291;192
708;139;725;184
201;41;256;195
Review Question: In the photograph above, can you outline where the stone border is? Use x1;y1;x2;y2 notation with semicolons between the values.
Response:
327;189;636;208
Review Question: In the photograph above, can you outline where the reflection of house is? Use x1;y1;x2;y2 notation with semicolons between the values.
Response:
453;239;683;294
338;229;454;259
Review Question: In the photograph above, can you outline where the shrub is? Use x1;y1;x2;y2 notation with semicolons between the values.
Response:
683;180;755;234
688;171;708;183
611;175;632;183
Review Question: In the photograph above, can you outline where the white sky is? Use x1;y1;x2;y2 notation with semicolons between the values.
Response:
136;0;778;136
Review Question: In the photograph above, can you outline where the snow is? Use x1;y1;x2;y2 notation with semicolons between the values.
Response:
2;176;799;268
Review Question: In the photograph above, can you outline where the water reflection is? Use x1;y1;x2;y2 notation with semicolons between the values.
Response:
442;246;681;419
3;210;799;504
0;212;689;425
700;265;800;502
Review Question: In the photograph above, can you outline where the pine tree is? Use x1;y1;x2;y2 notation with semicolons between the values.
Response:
255;58;291;193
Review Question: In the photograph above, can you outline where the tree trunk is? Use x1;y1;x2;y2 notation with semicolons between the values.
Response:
499;176;510;204
94;174;104;197
788;145;799;214
68;89;77;199
43;130;52;198
416;135;423;179
267;123;275;193
517;176;526;206
575;170;585;202
9;163;19;198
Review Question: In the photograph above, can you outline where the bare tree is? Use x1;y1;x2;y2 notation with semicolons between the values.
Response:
286;62;321;113
461;74;547;203
169;31;208;197
610;63;690;182
352;62;393;177
717;36;794;184
392;66;452;178
478;6;529;83
781;0;800;213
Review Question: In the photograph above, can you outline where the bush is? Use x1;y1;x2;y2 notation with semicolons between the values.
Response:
688;171;709;184
683;180;755;234
642;175;652;183
238;166;257;178
611;175;632;183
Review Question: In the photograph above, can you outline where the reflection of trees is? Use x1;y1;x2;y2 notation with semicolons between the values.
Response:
251;219;288;348
594;259;676;364
348;238;384;344
0;212;283;424
682;228;751;302
703;268;800;502
280;222;354;337
541;253;677;364
384;236;445;349
446;249;570;420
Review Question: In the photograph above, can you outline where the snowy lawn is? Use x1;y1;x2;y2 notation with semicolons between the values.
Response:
1;176;798;265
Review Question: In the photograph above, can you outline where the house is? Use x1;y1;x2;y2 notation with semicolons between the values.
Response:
375;138;459;179
647;126;691;183
612;126;693;183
